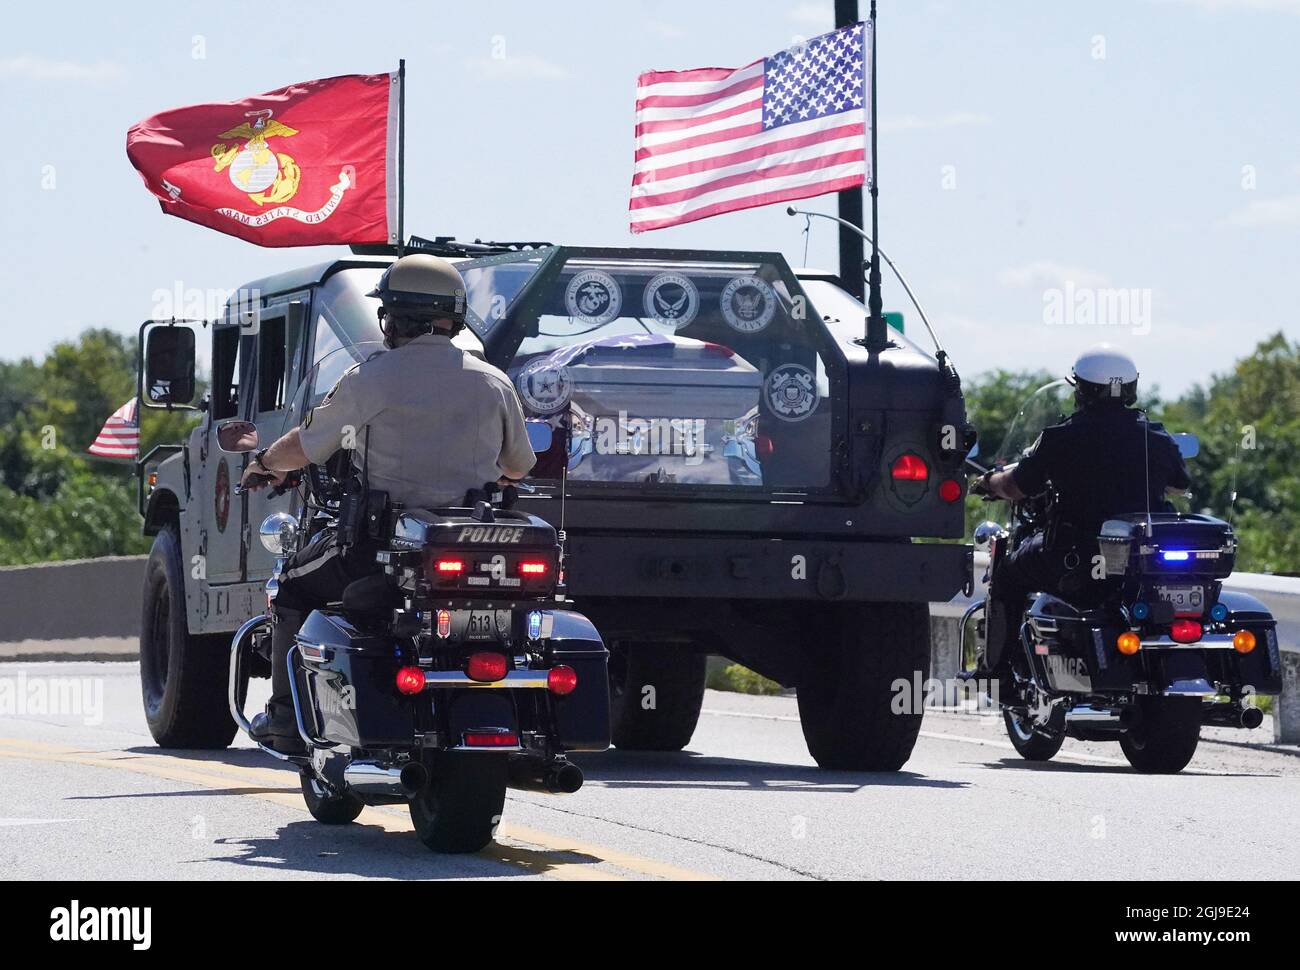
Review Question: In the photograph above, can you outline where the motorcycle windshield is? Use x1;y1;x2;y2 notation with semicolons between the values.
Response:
992;379;1074;468
278;340;387;438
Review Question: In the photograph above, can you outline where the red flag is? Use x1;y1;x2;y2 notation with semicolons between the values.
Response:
127;72;398;248
88;398;140;460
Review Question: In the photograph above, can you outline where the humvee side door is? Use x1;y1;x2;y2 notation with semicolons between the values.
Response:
243;298;309;582
194;322;250;585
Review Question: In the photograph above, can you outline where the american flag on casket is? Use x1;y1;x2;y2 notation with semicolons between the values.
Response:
511;334;763;486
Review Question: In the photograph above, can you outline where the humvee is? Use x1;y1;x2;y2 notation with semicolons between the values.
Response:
137;236;973;770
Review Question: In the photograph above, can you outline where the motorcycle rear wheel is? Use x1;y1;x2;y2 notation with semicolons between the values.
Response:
1003;708;1066;761
409;753;508;853
300;770;364;825
1119;697;1201;774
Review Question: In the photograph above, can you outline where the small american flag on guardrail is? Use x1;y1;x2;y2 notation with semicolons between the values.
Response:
87;397;140;460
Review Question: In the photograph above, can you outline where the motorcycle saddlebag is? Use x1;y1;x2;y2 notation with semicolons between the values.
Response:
543;610;611;752
293;610;415;748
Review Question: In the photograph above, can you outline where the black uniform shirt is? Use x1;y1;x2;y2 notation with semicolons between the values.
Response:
1010;405;1191;537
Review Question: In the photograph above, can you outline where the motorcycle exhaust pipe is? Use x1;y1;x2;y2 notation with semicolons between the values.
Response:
506;756;584;795
343;761;428;799
1201;705;1264;730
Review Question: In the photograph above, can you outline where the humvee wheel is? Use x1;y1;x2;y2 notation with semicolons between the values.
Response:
797;602;930;771
1119;697;1201;774
140;526;240;749
609;642;707;751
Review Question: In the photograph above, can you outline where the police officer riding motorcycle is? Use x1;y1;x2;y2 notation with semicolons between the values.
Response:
962;344;1281;772
238;254;537;754
970;345;1190;689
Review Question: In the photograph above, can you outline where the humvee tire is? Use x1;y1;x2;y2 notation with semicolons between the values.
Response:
797;602;930;771
140;526;239;748
609;642;707;751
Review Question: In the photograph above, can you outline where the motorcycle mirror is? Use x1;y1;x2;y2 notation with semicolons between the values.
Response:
973;520;1009;552
216;419;260;454
1172;432;1200;460
526;421;553;454
965;457;989;476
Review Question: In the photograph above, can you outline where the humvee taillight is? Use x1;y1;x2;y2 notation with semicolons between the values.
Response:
891;454;929;481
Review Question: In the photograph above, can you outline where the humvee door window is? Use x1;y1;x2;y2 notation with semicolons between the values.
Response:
257;315;288;412
210;326;242;420
505;257;834;491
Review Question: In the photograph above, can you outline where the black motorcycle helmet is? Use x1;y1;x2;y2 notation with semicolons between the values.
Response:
368;254;468;345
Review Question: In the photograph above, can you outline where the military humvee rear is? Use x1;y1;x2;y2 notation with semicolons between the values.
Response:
137;237;972;769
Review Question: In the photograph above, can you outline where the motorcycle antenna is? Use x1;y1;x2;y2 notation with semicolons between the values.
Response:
1143;407;1153;538
557;417;570;597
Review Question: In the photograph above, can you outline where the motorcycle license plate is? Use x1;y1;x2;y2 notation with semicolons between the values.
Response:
464;611;498;641
1156;585;1204;614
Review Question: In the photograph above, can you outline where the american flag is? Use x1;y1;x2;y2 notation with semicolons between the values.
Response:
630;21;871;233
87;397;140;460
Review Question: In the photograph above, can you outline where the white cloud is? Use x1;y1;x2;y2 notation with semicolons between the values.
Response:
0;55;123;82
788;3;834;29
1226;194;1300;227
998;261;1112;290
879;112;992;133
462;54;569;82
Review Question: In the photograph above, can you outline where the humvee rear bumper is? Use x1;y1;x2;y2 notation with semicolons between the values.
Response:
565;534;972;603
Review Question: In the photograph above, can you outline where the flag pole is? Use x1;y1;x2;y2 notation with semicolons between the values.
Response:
834;0;865;302
864;0;887;350
397;58;406;257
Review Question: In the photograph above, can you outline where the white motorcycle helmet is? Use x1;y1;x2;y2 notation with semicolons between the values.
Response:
1070;343;1139;408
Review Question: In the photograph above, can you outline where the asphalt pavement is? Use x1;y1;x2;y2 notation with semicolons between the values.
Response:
1;661;1296;880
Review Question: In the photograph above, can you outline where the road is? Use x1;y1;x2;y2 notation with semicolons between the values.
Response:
1;661;1296;881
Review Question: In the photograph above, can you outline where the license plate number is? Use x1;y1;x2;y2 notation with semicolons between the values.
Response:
1156;585;1203;613
465;611;497;640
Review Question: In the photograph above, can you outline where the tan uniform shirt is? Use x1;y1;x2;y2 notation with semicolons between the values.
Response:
298;333;536;509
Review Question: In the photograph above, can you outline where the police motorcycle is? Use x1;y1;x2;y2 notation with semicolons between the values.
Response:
961;380;1282;773
220;343;610;853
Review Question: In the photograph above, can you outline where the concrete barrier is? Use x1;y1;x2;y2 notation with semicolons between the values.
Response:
0;556;146;643
0;551;1295;744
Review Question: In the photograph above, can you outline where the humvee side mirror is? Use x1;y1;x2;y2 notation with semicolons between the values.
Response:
144;327;196;406
217;420;259;454
526;421;553;454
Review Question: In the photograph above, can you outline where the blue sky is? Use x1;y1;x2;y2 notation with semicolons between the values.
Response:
1;0;1296;397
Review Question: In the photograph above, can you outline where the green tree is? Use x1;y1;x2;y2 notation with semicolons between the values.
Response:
0;328;200;565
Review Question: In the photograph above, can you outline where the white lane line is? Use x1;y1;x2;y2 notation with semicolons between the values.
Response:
700;707;1129;766
0;818;85;827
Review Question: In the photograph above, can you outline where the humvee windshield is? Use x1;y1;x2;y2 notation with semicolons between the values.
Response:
463;251;838;492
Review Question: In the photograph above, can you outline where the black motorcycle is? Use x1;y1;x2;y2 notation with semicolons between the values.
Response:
962;380;1283;773
219;410;609;853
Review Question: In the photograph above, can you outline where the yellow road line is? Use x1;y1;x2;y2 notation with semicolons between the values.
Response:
0;737;715;881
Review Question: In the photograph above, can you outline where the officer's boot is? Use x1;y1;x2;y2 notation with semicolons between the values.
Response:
249;607;307;755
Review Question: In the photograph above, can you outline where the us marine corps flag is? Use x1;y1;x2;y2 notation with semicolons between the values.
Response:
127;71;400;247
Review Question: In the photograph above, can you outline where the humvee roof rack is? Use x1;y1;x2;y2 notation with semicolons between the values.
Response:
349;236;554;258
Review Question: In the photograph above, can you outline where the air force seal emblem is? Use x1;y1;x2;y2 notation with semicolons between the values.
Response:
643;273;699;328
